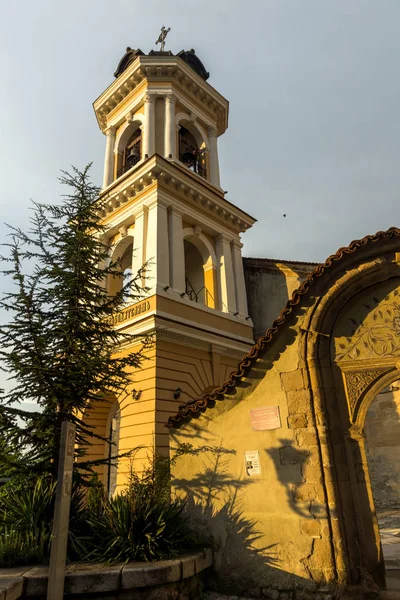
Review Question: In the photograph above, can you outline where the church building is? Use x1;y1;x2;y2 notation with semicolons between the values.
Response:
85;44;289;491
85;40;400;597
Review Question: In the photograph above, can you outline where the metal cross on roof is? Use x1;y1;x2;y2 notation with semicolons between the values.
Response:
155;26;171;52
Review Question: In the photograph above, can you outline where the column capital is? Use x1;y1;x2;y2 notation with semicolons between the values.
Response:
144;93;156;104
208;125;218;138
132;205;145;220
144;197;170;211
105;125;116;137
125;112;133;123
217;232;233;245
165;94;176;104
169;205;184;218
232;239;243;250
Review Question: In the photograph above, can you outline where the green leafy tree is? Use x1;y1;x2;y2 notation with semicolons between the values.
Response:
0;166;147;480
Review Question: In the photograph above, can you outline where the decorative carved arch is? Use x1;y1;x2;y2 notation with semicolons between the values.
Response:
301;249;400;589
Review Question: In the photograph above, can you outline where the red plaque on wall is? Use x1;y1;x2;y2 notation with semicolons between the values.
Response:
250;406;281;431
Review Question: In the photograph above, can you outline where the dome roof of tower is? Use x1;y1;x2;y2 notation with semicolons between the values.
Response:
114;47;145;78
114;47;209;81
176;49;209;81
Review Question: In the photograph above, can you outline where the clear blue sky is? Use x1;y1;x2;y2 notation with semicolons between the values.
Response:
0;0;399;263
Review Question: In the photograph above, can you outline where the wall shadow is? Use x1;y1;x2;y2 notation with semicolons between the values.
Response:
171;435;333;597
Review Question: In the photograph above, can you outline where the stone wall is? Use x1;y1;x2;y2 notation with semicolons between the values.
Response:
0;550;212;599
365;383;400;512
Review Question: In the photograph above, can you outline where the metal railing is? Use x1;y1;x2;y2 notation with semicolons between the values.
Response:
179;152;207;179
185;277;214;306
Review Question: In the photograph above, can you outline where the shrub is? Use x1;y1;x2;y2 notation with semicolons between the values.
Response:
0;453;196;567
0;476;88;567
82;454;193;563
0;477;55;567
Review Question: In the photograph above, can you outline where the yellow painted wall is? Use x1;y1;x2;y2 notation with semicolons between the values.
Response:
170;327;333;593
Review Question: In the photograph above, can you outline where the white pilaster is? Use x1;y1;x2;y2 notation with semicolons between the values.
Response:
164;95;177;159
216;234;237;314
103;126;116;189
142;94;156;158
131;207;146;290
145;199;170;293
168;207;185;293
231;239;248;316
208;126;220;188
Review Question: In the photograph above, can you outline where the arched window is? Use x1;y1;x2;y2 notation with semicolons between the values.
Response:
118;128;142;178
179;126;206;179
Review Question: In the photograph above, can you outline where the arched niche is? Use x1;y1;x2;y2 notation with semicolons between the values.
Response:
114;118;144;180
182;227;217;309
108;235;134;299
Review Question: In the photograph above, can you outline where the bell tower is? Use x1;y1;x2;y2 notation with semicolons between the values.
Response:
90;42;256;491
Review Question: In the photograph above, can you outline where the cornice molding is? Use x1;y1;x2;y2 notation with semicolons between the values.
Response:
97;155;256;233
93;56;228;136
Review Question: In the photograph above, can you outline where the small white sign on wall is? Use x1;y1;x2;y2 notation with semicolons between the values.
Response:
244;450;261;476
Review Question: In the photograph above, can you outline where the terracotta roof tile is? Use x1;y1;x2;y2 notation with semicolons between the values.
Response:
243;257;318;267
167;227;400;429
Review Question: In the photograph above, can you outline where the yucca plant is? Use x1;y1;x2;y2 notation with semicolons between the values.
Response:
0;477;55;566
83;487;190;563
0;475;89;567
81;453;193;563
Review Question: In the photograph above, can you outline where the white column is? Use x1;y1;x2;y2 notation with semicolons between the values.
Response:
103;126;116;189
144;199;170;293
131;207;146;290
216;233;237;314
168;207;185;293
142;94;156;158
208;126;220;188
164;95;177;159
231;239;248;316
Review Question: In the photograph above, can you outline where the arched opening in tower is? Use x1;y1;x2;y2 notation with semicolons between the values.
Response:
118;127;142;178
179;126;206;179
184;239;206;305
79;396;120;497
364;381;400;584
108;238;134;301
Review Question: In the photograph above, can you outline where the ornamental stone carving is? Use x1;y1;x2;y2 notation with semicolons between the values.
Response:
345;369;390;416
144;93;156;104
333;278;400;362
